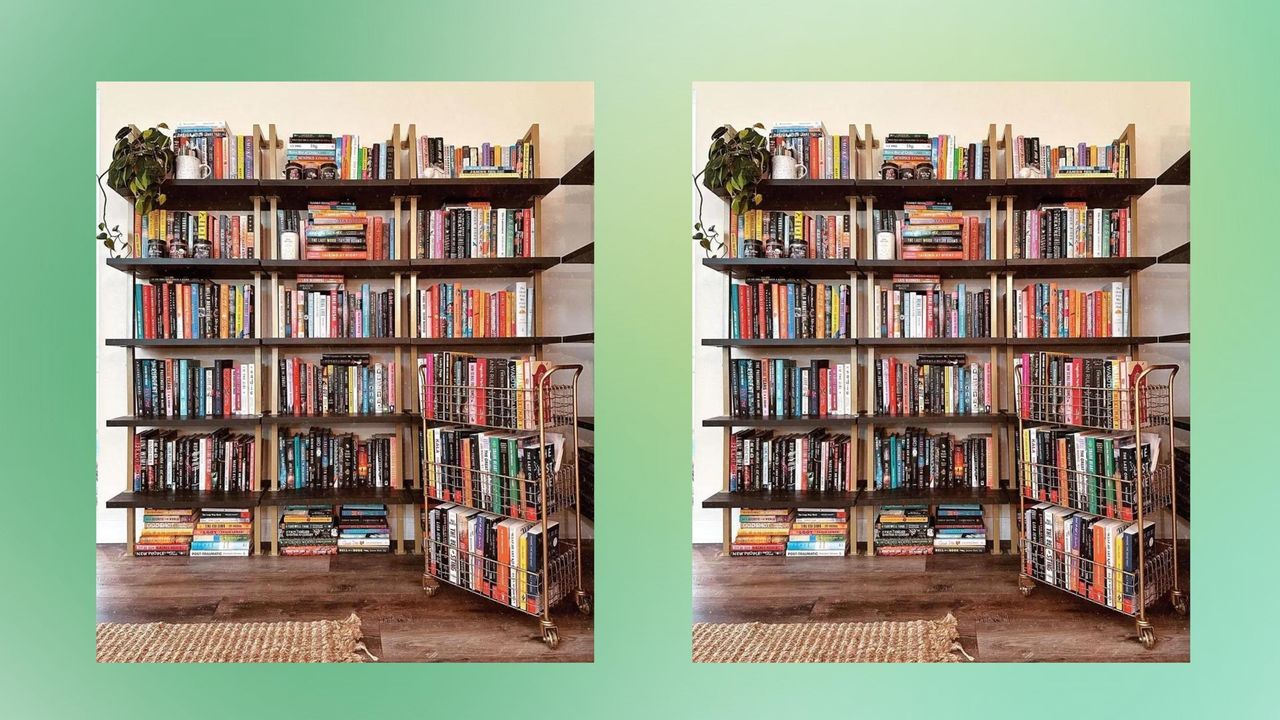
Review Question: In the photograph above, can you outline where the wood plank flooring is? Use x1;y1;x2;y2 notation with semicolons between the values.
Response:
97;543;594;663
693;544;1189;662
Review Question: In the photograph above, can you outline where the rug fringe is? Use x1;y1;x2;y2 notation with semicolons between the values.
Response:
950;641;975;662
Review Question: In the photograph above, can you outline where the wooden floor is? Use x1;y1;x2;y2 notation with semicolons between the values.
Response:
693;544;1189;662
97;543;594;662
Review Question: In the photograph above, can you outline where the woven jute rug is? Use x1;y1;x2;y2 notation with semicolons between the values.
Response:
97;613;374;663
692;614;971;663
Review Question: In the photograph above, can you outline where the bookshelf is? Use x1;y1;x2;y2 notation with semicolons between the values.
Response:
104;121;587;564
699;121;1181;561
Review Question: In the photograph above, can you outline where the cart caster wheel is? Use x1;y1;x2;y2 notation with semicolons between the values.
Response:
1137;622;1156;649
422;574;438;595
575;592;592;616
542;626;560;649
423;585;436;596
1019;585;1034;597
1172;592;1188;615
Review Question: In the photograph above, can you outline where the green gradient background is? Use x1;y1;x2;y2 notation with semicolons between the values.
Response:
0;0;1273;717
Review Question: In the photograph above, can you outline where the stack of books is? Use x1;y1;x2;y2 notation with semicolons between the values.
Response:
284;133;338;179
276;274;397;339
786;508;848;557
729;358;853;418
190;509;252;557
729;279;853;339
1014;281;1129;339
725;210;852;259
276;429;400;490
278;506;337;556
416;204;536;258
874;505;934;556
134;508;196;556
416;136;535;178
873;354;993;416
1012;136;1131;179
729;429;851;493
172;121;256;179
1013;205;1131;259
415;281;535;338
136;210;256;259
1024;504;1155;612
934;504;987;553
887;203;988;260
337;504;392;553
729;509;794;556
872;428;994;490
277;354;396;417
133;280;254;340
133;358;257;419
304;203;374;260
871;274;992;339
768;122;852;179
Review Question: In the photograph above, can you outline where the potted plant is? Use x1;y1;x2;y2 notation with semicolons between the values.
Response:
693;123;770;257
97;124;174;257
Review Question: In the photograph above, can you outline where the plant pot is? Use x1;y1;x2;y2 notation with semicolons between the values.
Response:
764;239;785;259
145;240;168;258
788;240;809;258
742;239;763;258
169;240;190;259
192;238;212;259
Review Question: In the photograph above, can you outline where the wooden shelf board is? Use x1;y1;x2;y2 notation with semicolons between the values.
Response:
409;257;559;277
1174;416;1191;431
860;337;998;348
577;416;595;431
561;243;594;265
707;178;1155;211
262;259;409;278
1005;336;1158;347
862;413;1011;426
860;259;1003;278
701;490;859;509
703;258;858;279
856;179;1007;211
106;490;264;509
1157;151;1190;186
106;415;261;428
702;415;859;428
1159;242;1190;264
262;337;412;348
409;177;559;209
113;179;261;210
862;486;1013;506
410;336;555;348
561;151;594;185
261;486;419;505
1004;177;1156;209
1006;257;1157;278
106;258;261;280
263;413;419;426
701;338;857;348
712;179;858;211
105;338;259;348
556;332;594;344
1158;332;1190;343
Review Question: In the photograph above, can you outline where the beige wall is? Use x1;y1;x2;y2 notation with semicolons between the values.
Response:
96;82;594;542
691;82;1190;543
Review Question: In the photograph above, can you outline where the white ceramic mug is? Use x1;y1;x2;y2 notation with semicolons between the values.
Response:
771;153;806;180
176;154;212;180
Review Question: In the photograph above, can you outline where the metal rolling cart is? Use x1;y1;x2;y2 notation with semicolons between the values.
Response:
1014;354;1186;648
418;360;591;649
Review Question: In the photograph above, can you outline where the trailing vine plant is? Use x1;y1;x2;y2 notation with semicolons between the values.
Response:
97;124;173;257
692;123;769;257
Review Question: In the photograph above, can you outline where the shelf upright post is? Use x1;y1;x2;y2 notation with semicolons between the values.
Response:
402;124;417;179
1001;124;1014;179
862;124;878;182
124;263;138;557
989;269;1003;554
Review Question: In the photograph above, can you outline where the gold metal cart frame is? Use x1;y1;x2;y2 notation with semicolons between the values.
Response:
1014;356;1186;648
419;362;591;649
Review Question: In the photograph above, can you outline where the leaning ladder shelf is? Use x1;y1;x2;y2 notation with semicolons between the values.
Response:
1013;358;1186;648
418;363;592;649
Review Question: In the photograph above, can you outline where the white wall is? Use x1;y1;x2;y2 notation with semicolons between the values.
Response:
691;82;1190;544
96;82;594;543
